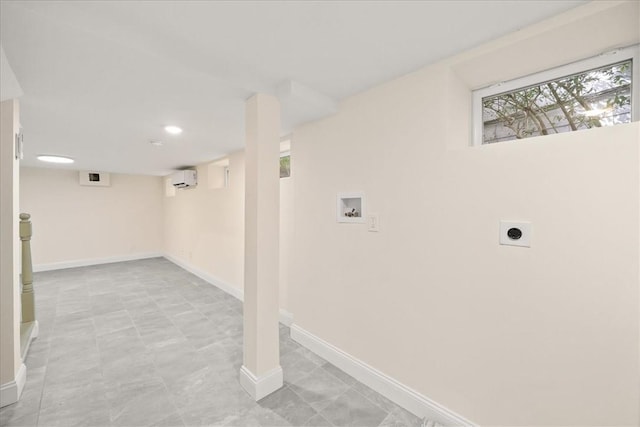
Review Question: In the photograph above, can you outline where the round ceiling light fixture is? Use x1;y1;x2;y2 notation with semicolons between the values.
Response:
164;125;183;135
37;155;74;164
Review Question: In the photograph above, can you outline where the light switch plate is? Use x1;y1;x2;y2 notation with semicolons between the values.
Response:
367;213;379;232
499;220;531;247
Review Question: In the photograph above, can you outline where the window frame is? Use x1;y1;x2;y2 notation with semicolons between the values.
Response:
472;44;640;146
279;150;291;179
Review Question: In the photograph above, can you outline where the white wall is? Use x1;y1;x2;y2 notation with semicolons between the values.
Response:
163;150;294;311
11;2;638;423
279;175;293;310
0;99;22;398
20;167;163;269
163;151;246;293
289;2;639;425
21;149;292;308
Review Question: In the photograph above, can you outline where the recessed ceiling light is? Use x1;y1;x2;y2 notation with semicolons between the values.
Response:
37;155;74;164
164;125;183;135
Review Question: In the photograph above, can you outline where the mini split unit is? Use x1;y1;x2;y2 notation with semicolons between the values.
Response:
172;170;197;188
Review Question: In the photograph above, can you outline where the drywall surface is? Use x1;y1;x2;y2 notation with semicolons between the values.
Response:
20;167;163;267
163;150;294;310
0;99;21;389
163;152;246;293
279;175;293;310
289;2;639;425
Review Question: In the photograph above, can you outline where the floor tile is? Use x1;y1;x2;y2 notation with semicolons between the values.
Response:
94;309;134;336
304;413;334;426
165;365;221;408
320;388;389;427
351;382;398;413
289;366;351;411
10;258;418;427
50;317;95;338
258;386;318;426
281;348;321;385
178;383;256;426
150;411;185;427
321;362;359;387
0;410;39;427
110;384;177;427
40;366;106;410
378;407;423;427
101;351;156;383
38;393;111;427
226;405;292;427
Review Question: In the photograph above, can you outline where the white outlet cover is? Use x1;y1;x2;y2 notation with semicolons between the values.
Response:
367;213;379;232
499;220;531;247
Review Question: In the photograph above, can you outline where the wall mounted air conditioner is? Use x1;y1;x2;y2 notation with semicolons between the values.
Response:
172;170;197;188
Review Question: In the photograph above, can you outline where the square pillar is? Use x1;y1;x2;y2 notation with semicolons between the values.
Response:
0;99;26;407
239;93;283;400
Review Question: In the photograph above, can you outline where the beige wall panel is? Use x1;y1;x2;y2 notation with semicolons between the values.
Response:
289;2;639;424
20;167;163;266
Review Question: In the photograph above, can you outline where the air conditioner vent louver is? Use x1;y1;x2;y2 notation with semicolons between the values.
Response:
171;170;197;188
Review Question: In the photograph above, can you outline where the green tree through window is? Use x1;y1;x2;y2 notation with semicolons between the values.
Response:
482;60;632;144
280;155;290;178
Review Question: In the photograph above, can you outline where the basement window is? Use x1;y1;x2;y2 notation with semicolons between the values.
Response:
280;152;291;178
473;45;639;145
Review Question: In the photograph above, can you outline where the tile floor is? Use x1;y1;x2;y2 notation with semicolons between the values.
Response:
0;258;422;427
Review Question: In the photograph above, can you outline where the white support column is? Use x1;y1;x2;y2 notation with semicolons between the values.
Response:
239;93;283;401
0;99;26;408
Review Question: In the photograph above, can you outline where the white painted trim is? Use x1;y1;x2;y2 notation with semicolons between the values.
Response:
278;309;294;327
26;320;39;349
290;325;476;427
163;255;294;326
20;320;39;361
33;252;163;272
0;363;26;408
472;44;640;146
32;320;39;339
239;365;283;401
163;254;244;300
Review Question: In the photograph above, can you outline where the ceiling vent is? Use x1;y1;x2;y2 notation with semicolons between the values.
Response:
79;171;110;187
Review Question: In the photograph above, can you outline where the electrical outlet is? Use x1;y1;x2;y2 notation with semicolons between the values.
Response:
499;220;531;247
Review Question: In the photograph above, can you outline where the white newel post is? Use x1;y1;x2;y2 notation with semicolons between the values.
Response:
20;213;35;323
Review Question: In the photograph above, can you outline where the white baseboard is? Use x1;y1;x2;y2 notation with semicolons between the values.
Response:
0;363;26;408
164;254;244;300
33;252;163;272
239;365;283;401
290;324;476;427
32;320;39;339
278;309;294;327
163;254;294;326
20;320;39;361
